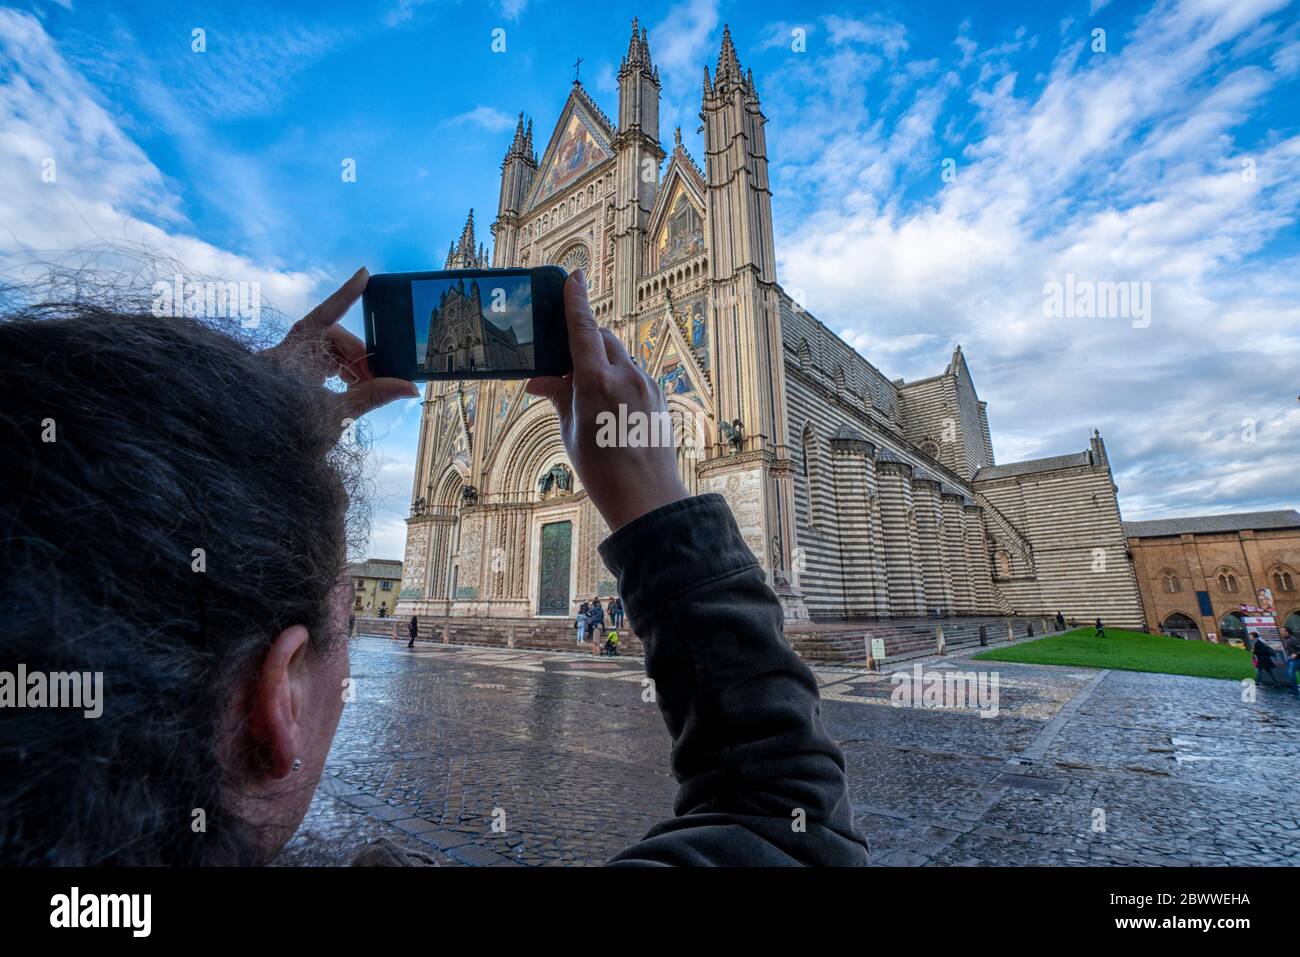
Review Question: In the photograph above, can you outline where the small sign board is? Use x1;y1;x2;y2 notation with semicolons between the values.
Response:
1241;603;1280;643
870;638;886;661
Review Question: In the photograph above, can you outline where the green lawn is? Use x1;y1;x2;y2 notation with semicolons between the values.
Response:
972;627;1257;681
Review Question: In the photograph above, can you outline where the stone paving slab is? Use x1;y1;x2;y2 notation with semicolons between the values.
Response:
277;637;1300;866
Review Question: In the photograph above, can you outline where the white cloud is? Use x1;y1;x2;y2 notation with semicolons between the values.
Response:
0;9;319;314
445;105;518;132
770;0;1300;518
756;21;816;52
650;0;721;79
824;14;908;58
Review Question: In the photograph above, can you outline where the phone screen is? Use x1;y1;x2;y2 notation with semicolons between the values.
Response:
414;273;533;374
364;267;569;381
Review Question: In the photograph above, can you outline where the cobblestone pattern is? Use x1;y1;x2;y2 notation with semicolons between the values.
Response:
275;637;1300;866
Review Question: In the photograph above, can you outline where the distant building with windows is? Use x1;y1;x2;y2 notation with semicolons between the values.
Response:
348;559;403;617
1125;510;1300;643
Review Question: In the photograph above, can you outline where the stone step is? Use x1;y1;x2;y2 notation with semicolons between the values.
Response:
355;615;645;656
356;614;1060;664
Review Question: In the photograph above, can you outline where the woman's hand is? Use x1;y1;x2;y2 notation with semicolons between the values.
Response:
526;270;689;531
265;267;418;422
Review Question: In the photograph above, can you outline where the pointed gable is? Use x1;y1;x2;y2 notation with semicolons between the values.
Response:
526;84;615;210
646;137;707;272
645;304;712;408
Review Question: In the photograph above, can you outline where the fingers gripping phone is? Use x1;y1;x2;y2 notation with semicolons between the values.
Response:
363;266;572;381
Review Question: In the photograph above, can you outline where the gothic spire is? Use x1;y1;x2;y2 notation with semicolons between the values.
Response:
510;112;526;151
625;16;641;63
620;16;655;76
458;209;476;253
445;210;488;269
716;23;743;84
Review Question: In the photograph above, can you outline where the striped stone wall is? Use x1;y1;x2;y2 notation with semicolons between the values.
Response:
913;477;954;616
974;462;1145;628
774;290;1143;630
878;459;925;616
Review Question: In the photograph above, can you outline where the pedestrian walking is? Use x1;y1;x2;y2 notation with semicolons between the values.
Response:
1284;627;1300;698
1094;617;1105;638
1252;632;1279;686
1055;611;1065;631
407;614;418;649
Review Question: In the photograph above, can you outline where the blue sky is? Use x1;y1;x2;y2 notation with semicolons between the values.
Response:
1;0;1297;560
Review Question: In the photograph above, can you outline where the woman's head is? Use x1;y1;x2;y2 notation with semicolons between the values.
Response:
0;300;361;864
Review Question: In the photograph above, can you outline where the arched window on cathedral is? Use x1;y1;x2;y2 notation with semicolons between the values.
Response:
796;340;811;370
833;367;845;396
801;425;823;530
1273;568;1296;592
993;548;1012;578
1217;569;1240;594
1161;570;1182;594
554;243;590;274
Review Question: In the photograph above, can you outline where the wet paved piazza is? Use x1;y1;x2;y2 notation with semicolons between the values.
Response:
275;635;1300;867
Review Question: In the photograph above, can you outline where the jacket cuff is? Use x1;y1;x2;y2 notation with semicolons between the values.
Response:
598;493;759;627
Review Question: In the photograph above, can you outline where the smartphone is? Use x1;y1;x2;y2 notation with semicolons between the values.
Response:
363;266;571;381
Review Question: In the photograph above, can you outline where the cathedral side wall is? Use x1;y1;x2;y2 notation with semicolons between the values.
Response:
897;376;958;475
952;362;992;477
975;466;1146;628
784;349;995;621
781;300;900;423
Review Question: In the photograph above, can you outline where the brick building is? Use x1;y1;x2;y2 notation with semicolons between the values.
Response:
1124;510;1300;642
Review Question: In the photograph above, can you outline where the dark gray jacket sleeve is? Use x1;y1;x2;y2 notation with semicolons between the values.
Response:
600;494;868;866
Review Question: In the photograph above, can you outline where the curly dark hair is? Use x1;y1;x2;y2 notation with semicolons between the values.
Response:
0;296;366;865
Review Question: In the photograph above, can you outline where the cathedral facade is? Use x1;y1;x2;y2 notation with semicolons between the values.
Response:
395;22;1146;632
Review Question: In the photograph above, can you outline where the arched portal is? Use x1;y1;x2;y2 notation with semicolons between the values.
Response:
1218;611;1247;643
479;400;586;617
433;466;466;601
1161;612;1200;640
666;396;711;497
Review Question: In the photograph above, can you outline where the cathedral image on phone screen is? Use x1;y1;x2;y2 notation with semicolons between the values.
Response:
412;275;534;374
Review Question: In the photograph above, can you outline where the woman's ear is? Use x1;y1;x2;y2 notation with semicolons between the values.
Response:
246;624;312;780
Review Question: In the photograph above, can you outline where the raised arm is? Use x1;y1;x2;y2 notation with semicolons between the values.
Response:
526;271;868;867
601;494;868;865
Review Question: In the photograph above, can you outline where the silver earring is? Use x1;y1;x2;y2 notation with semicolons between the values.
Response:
291;758;303;772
